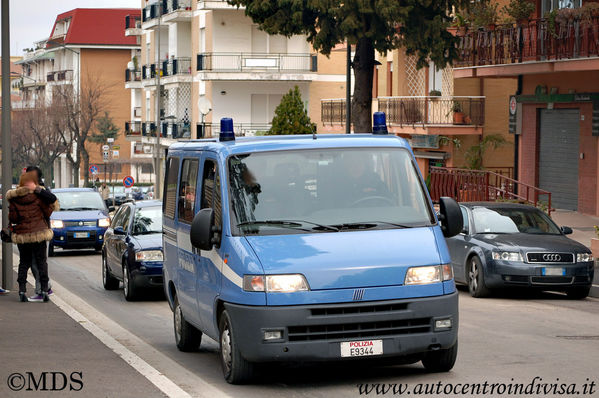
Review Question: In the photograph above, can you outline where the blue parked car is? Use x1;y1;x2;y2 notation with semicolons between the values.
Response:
49;188;111;256
162;117;463;384
102;200;163;301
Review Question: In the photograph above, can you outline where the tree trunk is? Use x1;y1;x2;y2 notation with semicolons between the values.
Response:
351;38;376;134
81;147;90;187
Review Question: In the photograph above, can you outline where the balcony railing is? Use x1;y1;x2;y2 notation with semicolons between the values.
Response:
125;121;143;136
47;70;73;82
142;64;156;80
197;53;317;73
125;69;142;82
162;57;192;76
162;121;192;139
456;16;599;68
164;0;191;13
142;0;191;22
197;123;272;138
142;3;161;22
125;15;141;30
321;96;485;126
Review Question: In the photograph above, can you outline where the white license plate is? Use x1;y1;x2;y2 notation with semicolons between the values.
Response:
340;339;383;358
74;232;90;239
542;267;565;276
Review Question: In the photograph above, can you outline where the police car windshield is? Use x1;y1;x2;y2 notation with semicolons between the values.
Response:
472;206;561;235
228;148;435;235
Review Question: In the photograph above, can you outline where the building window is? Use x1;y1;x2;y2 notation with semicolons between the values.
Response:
141;164;153;174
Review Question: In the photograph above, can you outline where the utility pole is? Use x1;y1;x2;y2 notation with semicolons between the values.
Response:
154;10;162;200
1;0;13;290
345;40;351;134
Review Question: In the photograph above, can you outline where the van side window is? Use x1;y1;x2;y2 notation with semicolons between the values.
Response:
201;160;222;230
164;157;180;219
178;159;199;224
461;207;469;232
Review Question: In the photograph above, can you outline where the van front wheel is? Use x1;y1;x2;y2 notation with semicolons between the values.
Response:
173;297;202;352
219;310;254;384
421;341;458;373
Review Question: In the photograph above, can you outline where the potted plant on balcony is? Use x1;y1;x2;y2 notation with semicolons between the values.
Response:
471;0;499;30
502;0;535;26
450;13;469;36
429;89;442;101
448;101;465;124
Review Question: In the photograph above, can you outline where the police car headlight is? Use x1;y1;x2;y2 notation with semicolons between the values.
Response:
577;253;593;263
135;250;163;262
243;274;310;292
98;218;110;228
404;265;452;285
50;220;64;229
492;251;523;262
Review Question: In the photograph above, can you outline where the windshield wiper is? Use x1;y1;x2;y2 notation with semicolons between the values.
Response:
63;207;99;211
237;220;338;232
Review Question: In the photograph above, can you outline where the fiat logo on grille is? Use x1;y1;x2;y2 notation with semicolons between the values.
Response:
352;289;365;301
542;253;561;262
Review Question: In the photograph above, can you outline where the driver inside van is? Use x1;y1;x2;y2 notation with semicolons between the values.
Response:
342;152;391;204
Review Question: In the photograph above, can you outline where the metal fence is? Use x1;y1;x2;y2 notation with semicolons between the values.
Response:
162;57;192;76
197;123;272;138
197;53;317;73
125;69;141;82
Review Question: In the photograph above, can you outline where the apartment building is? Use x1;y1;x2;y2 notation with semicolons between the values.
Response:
18;8;140;187
124;0;347;150
454;0;599;215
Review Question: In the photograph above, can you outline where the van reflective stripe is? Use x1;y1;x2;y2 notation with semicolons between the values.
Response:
163;226;177;244
202;249;243;288
177;230;193;253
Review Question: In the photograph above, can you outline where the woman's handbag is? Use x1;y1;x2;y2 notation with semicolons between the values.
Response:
1;226;12;243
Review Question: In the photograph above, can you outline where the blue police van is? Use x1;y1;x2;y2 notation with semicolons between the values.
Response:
162;115;463;384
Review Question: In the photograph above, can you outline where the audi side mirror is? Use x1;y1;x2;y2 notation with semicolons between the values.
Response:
561;226;573;235
438;197;463;238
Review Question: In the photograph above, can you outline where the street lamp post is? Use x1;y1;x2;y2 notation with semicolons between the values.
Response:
154;11;162;200
1;0;13;290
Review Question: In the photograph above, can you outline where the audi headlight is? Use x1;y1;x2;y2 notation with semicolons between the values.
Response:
135;250;163;262
577;253;594;263
243;274;310;293
404;265;453;285
492;251;523;262
50;219;64;229
97;218;110;228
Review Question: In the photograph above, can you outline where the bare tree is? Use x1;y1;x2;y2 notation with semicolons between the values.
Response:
52;74;113;187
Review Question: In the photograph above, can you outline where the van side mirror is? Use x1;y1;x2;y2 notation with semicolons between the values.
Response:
190;208;220;250
438;197;463;238
561;226;573;235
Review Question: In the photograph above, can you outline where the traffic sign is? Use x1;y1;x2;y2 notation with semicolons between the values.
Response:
107;138;115;143
123;176;135;188
112;145;120;150
112;150;120;159
102;145;110;151
89;165;99;175
103;151;109;161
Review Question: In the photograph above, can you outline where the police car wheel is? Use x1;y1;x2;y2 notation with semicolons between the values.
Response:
219;310;254;384
421;340;458;373
102;254;119;290
173;296;202;352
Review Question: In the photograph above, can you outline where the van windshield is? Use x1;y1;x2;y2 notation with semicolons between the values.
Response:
228;148;434;235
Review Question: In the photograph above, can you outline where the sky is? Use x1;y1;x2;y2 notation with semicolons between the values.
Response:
4;0;140;56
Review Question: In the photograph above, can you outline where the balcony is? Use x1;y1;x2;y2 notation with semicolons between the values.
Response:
196;53;317;80
125;69;142;89
162;0;192;23
125;14;142;36
47;69;73;83
197;122;271;138
142;3;162;29
454;16;599;78
197;0;241;10
161;57;193;85
125;121;143;140
321;96;485;135
161;121;192;139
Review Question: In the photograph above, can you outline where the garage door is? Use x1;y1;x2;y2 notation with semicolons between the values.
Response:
538;109;579;211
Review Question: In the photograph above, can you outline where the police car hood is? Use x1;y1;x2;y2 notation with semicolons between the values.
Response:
245;227;442;290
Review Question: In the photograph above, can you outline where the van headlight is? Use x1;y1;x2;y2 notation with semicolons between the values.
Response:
50;219;64;229
98;218;110;228
404;264;453;285
492;251;523;262
135;250;163;262
577;253;593;263
243;274;310;292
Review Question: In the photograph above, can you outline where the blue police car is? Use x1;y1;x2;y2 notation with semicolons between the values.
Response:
163;115;463;384
49;188;110;256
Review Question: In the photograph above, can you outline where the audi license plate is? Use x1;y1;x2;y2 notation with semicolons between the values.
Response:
340;339;383;358
74;232;90;239
542;267;565;276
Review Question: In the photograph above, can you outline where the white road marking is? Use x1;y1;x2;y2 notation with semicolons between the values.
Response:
12;252;232;398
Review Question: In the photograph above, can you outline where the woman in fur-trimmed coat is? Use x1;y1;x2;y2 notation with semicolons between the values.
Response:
7;171;59;302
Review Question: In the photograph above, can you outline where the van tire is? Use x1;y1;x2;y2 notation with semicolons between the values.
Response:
467;256;490;298
422;341;458;372
219;310;254;384
174;297;202;352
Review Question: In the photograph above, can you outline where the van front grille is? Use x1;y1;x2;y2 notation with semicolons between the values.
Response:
310;302;408;317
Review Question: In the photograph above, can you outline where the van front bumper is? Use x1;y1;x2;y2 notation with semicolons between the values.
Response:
224;291;458;362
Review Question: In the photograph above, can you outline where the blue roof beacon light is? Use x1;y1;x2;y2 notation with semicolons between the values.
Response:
372;111;388;135
219;118;235;142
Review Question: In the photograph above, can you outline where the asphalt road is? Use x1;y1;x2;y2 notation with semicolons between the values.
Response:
45;248;599;397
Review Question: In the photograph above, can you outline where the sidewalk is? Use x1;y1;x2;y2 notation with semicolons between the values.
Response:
0;271;166;398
